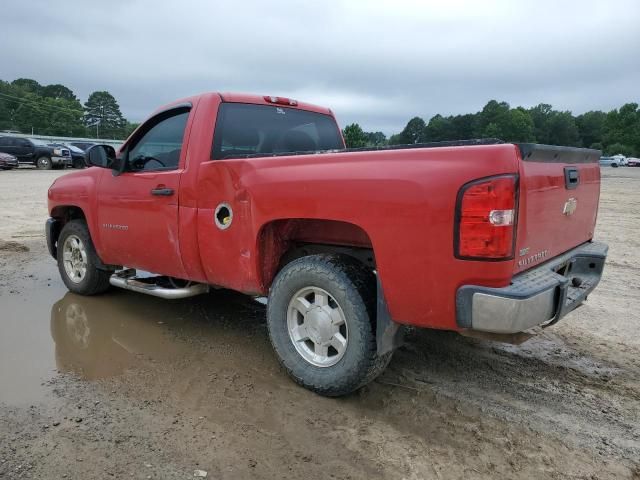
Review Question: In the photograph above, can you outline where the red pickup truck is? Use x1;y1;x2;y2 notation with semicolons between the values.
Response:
46;92;608;396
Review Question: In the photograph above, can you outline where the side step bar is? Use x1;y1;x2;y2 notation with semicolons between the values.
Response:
109;271;209;299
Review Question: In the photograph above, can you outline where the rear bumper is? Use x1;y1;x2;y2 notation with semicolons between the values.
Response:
456;241;608;334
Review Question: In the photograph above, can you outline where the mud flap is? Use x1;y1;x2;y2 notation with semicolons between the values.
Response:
376;276;404;355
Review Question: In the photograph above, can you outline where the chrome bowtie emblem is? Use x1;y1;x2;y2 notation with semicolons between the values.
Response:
563;197;577;216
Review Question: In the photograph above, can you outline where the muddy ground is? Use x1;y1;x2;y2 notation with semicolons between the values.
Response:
0;166;639;480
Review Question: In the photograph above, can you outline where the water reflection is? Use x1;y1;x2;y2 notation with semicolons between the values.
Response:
50;292;191;379
49;289;269;380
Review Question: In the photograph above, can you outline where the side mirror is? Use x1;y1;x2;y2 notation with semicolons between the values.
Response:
86;144;121;170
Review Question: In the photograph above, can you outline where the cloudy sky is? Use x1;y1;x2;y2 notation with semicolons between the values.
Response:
1;0;638;134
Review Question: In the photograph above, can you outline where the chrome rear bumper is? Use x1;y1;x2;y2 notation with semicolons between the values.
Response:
456;241;608;334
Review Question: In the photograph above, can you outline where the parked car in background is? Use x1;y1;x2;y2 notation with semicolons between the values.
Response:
600;156;622;168
0;136;72;169
626;157;640;167
611;154;628;166
0;152;19;169
48;143;86;169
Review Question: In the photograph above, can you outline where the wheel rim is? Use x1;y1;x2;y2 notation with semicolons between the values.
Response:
62;235;88;283
38;158;49;168
287;286;348;367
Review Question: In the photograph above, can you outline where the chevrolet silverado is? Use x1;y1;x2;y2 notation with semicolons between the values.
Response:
46;92;608;396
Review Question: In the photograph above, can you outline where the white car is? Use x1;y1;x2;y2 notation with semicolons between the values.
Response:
611;154;628;166
600;156;622;168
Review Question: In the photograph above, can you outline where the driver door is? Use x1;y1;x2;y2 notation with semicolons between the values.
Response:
96;108;191;278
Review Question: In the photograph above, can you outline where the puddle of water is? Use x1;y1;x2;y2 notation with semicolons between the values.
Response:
0;264;67;405
50;291;194;380
0;258;270;406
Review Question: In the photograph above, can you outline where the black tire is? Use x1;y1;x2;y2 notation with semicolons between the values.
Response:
36;156;53;170
73;158;85;169
57;220;111;295
267;254;392;396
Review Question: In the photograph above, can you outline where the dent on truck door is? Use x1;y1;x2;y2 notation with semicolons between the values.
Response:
96;109;191;278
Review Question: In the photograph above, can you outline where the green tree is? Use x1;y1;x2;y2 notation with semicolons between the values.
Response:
547;111;580;146
450;114;477;140
11;78;42;94
425;114;455;141
41;84;79;102
476;100;510;137
84;91;127;139
500;108;535;142
528;103;554;143
603;103;640;156
576;111;606;148
387;133;403;145
0;80;84;135
342;123;367;148
398;117;427;144
474;101;534;141
364;131;387;146
605;142;634;156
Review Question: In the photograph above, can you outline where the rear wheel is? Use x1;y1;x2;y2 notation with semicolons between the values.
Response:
267;254;391;396
57;220;111;295
36;156;53;170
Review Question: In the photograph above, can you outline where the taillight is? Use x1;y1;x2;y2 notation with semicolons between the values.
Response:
455;174;518;260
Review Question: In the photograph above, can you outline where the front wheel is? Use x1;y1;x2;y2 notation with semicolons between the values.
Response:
267;254;391;396
57;220;111;295
36;156;52;170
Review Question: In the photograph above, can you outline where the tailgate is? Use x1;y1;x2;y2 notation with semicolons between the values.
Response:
514;144;601;273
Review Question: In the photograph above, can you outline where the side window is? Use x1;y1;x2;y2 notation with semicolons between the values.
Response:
16;139;31;147
127;110;189;172
0;137;10;147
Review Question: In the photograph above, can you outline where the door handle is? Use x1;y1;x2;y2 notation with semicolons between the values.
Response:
563;167;579;190
150;187;174;196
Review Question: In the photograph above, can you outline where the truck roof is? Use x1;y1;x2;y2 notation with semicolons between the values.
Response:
149;92;334;118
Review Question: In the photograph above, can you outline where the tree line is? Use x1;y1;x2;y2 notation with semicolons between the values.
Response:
0;78;138;139
2;78;637;154
343;100;640;157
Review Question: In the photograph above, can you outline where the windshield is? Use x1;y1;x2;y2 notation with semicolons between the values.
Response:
29;138;48;146
212;103;343;160
64;144;83;153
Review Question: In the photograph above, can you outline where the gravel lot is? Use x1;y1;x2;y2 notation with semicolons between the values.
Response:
0;166;639;479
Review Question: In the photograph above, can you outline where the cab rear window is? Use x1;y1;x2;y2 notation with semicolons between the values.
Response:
211;103;343;160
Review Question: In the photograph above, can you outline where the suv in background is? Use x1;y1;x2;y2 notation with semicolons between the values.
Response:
0;136;71;169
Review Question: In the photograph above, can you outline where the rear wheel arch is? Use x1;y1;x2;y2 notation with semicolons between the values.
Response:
256;218;376;290
257;219;403;359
